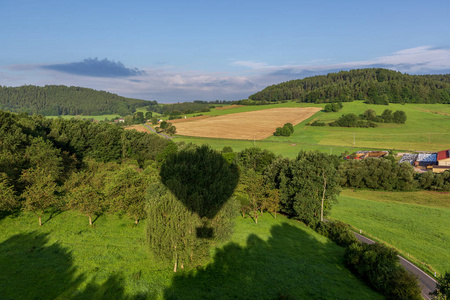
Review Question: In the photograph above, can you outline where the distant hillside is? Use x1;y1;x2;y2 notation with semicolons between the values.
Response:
249;69;450;104
0;85;149;116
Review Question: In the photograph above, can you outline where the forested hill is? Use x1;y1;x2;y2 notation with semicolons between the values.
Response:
249;69;450;104
0;85;149;116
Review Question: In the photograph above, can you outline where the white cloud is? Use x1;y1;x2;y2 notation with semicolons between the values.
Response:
1;46;449;102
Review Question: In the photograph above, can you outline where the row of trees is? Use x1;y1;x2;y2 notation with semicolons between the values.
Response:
0;85;148;116
0;110;176;226
323;102;343;112
249;68;450;104
318;109;407;128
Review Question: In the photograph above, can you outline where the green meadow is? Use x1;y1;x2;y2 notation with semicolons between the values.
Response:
173;101;450;156
0;211;382;299
330;189;450;275
267;101;450;152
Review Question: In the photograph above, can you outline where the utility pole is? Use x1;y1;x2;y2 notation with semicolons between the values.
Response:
353;133;356;147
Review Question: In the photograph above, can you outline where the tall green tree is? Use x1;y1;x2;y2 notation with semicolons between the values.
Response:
64;171;105;226
21;168;58;226
105;164;158;224
0;173;19;212
146;182;203;272
265;151;340;227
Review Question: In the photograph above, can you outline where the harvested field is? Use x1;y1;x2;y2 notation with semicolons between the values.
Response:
175;107;322;140
215;104;245;110
124;124;152;133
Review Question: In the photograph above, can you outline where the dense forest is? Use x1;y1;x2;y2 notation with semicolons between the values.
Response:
147;100;233;117
249;68;450;104
0;85;149;116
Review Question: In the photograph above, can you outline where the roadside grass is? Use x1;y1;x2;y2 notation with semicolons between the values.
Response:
0;210;382;299
330;189;450;275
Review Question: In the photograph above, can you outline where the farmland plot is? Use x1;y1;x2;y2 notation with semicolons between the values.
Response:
174;107;322;140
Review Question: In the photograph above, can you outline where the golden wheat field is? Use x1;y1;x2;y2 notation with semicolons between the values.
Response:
174;107;322;140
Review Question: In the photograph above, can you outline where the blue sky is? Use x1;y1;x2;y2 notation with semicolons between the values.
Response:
1;0;449;102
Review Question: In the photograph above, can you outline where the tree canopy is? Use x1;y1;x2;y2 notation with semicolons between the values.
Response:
0;85;148;116
249;68;450;104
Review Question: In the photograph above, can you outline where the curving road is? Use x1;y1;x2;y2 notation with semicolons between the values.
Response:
353;232;438;300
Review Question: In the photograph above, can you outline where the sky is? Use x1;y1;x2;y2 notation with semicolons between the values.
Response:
1;0;449;103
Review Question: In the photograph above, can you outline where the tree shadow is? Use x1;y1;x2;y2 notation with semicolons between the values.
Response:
0;232;154;299
42;208;64;225
160;145;239;237
164;223;383;300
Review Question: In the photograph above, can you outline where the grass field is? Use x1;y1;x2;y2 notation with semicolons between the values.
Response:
173;101;450;154
0;211;382;299
267;101;450;151
330;189;450;275
173;135;373;159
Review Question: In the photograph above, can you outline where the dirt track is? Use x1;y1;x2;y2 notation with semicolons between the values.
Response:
174;107;322;140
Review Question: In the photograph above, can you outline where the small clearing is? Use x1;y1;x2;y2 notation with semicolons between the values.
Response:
175;107;322;140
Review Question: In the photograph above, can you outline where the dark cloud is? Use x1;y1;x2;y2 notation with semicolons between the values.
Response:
42;58;145;78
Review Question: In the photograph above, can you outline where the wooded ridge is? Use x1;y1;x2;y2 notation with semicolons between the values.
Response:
249;68;450;104
0;85;148;116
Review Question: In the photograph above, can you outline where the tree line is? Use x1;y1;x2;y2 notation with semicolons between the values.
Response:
146;100;233;117
249;68;450;104
0;85;148;116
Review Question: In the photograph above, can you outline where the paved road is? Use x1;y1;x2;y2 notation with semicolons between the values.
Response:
143;124;172;139
353;232;437;300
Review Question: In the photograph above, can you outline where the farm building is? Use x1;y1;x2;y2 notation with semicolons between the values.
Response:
416;153;437;166
399;153;436;166
437;149;450;166
433;149;450;173
399;154;417;165
346;151;389;160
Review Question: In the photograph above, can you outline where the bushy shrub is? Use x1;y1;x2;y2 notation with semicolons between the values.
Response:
431;272;450;299
316;220;358;247
344;243;421;299
274;123;294;136
311;120;326;126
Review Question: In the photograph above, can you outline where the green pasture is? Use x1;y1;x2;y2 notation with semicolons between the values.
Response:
268;101;450;151
330;189;450;275
174;101;450;155
0;211;382;299
172;135;371;159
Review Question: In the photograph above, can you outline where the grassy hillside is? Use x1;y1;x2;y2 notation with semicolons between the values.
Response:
330;189;450;275
268;101;450;151
0;211;382;299
173;101;450;156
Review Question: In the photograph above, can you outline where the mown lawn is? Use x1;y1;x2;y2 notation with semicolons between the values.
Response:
0;211;382;299
330;189;450;275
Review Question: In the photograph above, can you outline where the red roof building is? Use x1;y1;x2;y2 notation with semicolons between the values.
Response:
436;149;450;166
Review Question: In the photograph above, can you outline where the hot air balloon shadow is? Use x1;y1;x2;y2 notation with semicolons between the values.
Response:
160;146;239;238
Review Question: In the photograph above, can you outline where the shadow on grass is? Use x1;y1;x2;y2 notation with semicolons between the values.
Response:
42;208;64;225
0;232;154;299
164;223;382;300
